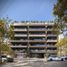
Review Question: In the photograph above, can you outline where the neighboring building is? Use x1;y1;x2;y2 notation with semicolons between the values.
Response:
10;21;58;58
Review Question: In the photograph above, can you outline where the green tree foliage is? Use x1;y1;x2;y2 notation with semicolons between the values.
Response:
53;22;60;35
53;0;67;22
56;38;67;47
0;20;6;38
8;24;14;39
53;21;65;35
53;0;67;35
56;38;67;56
0;19;7;55
0;19;15;56
1;43;14;56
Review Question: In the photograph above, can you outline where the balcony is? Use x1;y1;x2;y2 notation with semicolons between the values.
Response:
13;23;28;26
29;28;46;31
47;28;58;31
29;34;46;37
15;50;26;53
13;22;54;26
47;34;57;37
47;50;57;53
47;45;56;48
29;23;45;26
30;45;46;48
10;40;28;42
29;40;46;42
30;50;46;53
10;39;46;43
47;40;57;42
10;45;27;48
14;34;27;37
14;29;27;31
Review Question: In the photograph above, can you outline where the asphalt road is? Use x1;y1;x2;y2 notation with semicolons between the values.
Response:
1;58;67;67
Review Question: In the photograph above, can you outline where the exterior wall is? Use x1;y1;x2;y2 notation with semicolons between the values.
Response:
10;21;58;58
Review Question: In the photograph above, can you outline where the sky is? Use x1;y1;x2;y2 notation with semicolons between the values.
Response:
0;0;57;21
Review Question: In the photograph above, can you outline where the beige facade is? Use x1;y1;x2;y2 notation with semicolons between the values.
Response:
10;21;58;58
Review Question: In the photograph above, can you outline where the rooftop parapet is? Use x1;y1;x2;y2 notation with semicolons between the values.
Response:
12;21;54;26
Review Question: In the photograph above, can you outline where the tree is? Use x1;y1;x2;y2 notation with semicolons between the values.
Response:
53;0;67;35
0;19;6;56
0;19;6;41
8;24;14;39
53;0;67;22
1;43;15;56
56;38;67;46
7;23;16;57
53;0;67;53
56;38;67;56
0;19;15;57
52;20;65;35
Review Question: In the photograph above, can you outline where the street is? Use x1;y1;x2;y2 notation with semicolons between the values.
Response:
1;58;67;67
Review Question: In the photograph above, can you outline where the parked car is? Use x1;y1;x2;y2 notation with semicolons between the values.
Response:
61;55;67;61
7;55;14;62
47;56;62;61
1;55;7;63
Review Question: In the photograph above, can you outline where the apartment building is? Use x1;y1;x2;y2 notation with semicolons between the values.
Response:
10;21;58;58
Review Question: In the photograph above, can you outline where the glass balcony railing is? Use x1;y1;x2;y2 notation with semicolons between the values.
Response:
30;38;46;40
10;40;28;42
10;45;27;48
14;28;27;31
29;34;46;37
29;28;46;30
29;40;46;42
10;39;46;43
30;50;46;53
14;34;27;37
47;45;56;47
47;40;57;42
31;44;46;47
47;34;57;36
47;50;57;53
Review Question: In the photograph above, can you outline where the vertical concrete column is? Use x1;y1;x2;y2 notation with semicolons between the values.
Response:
26;23;30;57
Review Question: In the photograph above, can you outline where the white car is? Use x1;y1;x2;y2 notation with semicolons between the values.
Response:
47;56;62;61
1;55;7;63
61;55;67;61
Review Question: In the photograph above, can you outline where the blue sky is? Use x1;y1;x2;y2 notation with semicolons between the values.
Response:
0;0;57;21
